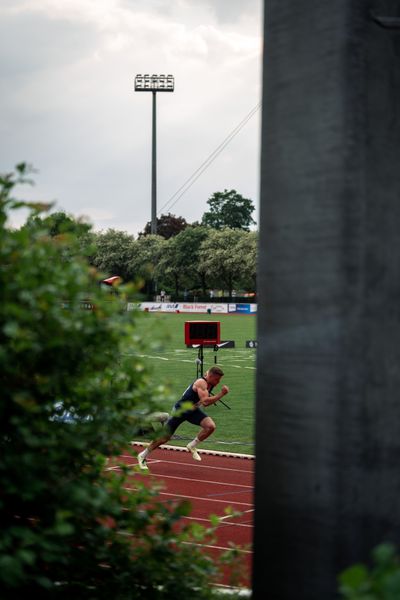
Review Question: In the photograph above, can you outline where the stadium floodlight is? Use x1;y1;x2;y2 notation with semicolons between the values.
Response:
134;74;175;234
134;73;174;92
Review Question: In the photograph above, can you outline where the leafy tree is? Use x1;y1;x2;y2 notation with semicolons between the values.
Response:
23;210;95;261
201;189;256;231
0;164;233;598
128;234;166;296
90;229;136;282
25;210;92;238
156;226;210;297
198;228;250;297
140;213;188;239
236;230;258;292
154;237;180;297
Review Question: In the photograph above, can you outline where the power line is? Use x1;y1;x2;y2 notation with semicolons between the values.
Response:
158;101;261;215
159;102;261;214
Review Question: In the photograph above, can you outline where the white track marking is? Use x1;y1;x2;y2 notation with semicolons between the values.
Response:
120;455;254;474
127;443;254;460
147;490;252;507
181;541;252;554
128;350;256;371
123;487;252;506
182;516;252;529
106;459;161;471
118;507;252;528
124;468;253;489
137;354;169;361
116;531;252;554
219;509;254;522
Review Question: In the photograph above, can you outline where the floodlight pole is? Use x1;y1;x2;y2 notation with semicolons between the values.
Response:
151;91;157;234
134;74;175;235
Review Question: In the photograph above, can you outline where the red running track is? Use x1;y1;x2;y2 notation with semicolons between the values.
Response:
115;443;254;590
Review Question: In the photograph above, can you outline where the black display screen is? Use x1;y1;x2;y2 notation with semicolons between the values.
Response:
184;321;220;344
189;322;218;340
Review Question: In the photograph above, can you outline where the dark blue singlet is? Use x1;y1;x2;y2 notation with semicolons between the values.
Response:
166;377;214;434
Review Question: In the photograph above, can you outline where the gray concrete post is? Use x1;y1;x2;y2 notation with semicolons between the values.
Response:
254;1;400;598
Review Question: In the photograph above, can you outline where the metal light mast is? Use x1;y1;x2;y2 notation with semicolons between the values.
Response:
134;74;175;234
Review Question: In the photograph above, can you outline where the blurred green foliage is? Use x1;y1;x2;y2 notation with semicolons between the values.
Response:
0;164;243;598
338;543;400;600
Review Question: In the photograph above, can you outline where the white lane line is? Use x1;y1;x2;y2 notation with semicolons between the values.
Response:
219;509;254;522
124;467;253;489
181;541;252;554
120;455;254;474
116;531;252;554
158;458;254;474
182;516;252;529
138;354;169;361
130;443;255;460
106;459;161;470
119;506;252;528
123;487;253;506
157;491;252;507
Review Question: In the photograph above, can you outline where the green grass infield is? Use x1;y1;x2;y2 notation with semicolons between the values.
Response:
128;312;256;456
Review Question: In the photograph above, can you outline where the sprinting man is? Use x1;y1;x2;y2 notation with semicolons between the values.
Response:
137;366;229;470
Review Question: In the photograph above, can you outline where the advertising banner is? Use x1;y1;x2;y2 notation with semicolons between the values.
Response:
179;303;228;314
129;302;229;314
235;304;258;314
128;302;256;314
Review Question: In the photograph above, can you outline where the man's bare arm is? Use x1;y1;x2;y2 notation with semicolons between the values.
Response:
196;381;230;407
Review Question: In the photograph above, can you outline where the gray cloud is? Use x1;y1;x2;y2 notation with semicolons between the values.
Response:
0;13;98;78
1;0;262;234
199;0;261;24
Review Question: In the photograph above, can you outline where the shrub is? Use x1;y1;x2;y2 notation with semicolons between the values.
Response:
0;164;227;598
338;543;400;600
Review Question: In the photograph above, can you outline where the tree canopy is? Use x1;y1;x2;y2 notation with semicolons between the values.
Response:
156;226;209;297
14;195;258;300
128;234;165;295
90;228;136;282
25;210;92;238
201;189;256;231
23;210;95;260
140;213;188;239
199;228;255;297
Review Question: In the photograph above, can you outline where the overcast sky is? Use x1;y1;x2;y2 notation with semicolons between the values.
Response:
1;0;263;235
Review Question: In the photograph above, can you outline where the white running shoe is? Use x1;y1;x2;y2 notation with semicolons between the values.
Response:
186;444;202;461
137;451;149;470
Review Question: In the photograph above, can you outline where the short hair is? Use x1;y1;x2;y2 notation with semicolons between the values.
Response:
208;366;224;377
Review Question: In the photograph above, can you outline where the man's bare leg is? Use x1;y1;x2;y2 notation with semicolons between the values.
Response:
187;417;216;462
137;433;171;470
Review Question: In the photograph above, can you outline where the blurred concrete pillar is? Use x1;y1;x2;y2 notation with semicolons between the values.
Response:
254;1;400;598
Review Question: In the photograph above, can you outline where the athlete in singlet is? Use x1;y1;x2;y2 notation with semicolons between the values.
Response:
137;366;229;470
